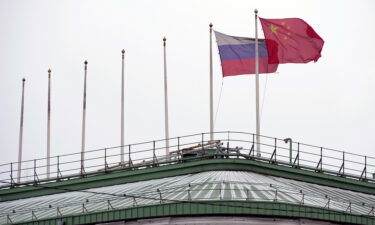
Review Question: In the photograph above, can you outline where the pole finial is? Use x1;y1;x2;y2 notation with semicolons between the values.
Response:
48;68;51;73
254;9;258;14
22;77;26;82
121;49;125;54
209;23;213;28
163;37;166;46
84;60;88;65
48;69;51;78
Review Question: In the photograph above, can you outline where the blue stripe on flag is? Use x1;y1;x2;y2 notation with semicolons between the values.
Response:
218;43;268;61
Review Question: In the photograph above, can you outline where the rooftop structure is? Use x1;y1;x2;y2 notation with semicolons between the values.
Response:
0;131;375;225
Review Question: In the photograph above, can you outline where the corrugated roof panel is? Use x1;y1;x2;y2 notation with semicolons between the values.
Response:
1;170;375;224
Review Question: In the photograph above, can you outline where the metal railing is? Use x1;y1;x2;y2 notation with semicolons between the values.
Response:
0;131;374;189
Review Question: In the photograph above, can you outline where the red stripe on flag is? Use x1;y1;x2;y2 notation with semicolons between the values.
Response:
221;58;278;77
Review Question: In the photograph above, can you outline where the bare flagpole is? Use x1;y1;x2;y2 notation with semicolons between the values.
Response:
254;9;261;156
209;23;214;141
17;78;26;183
121;49;125;163
47;69;51;179
163;37;170;156
81;60;88;175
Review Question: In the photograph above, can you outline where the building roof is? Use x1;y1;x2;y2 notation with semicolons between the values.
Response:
1;131;375;225
1;170;375;224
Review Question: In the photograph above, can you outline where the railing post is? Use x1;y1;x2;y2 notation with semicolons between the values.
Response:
365;156;367;180
33;159;37;184
227;131;230;149
80;153;85;178
274;138;277;162
316;147;323;172
201;133;204;150
57;155;60;180
153;141;156;165
342;151;345;175
297;143;300;167
251;133;255;157
128;145;131;168
177;137;180;161
289;140;292;165
10;162;14;187
104;148;107;172
320;147;323;171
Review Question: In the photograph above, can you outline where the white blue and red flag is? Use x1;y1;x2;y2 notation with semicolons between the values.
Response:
214;31;278;77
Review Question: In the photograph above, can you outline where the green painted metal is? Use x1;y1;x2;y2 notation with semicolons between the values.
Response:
1;158;375;202
11;201;375;225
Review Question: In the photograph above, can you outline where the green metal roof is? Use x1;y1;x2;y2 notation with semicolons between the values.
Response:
1;170;374;224
1;132;375;225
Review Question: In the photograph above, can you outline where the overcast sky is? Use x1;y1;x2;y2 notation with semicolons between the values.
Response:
0;0;374;175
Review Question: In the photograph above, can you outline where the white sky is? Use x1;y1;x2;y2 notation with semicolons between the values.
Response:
0;0;374;172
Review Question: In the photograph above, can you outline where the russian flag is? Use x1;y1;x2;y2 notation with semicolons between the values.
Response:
214;31;278;77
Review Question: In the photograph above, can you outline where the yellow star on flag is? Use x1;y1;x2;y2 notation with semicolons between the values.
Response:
269;24;278;34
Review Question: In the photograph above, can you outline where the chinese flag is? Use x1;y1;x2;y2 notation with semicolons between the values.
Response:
259;18;324;64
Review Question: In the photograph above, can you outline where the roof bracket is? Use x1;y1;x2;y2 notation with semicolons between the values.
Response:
273;190;278;202
300;192;305;205
6;214;12;224
246;189;250;200
187;184;192;201
57;207;62;217
346;202;352;213
32;211;37;221
157;189;163;204
82;203;88;214
132;197;137;207
324;198;330;209
369;206;374;216
107;200;114;210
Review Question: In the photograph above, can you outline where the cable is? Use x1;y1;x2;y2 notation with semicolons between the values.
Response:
260;75;268;122
213;81;224;129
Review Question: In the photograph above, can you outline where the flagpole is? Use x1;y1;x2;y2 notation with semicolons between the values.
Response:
254;9;261;156
121;49;125;163
163;37;170;156
17;78;26;183
209;23;214;141
47;69;51;179
81;60;88;175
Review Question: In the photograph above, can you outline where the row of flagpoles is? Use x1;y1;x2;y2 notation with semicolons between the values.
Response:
15;42;170;181
14;9;324;182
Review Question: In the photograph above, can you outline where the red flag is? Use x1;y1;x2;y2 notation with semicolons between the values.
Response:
259;17;324;64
